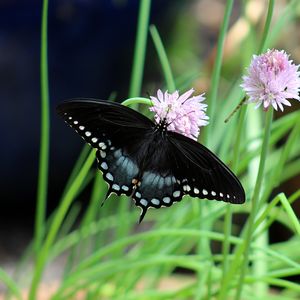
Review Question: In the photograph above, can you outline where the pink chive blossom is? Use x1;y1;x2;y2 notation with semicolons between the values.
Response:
149;89;209;140
241;49;300;111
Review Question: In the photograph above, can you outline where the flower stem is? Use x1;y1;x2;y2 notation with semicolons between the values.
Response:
129;0;151;98
149;25;176;92
122;97;152;107
234;108;273;300
220;105;247;289
233;2;275;298
35;0;49;254
116;0;152;244
258;0;275;53
204;0;234;146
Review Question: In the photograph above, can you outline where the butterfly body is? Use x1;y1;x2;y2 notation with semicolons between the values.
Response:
57;99;245;222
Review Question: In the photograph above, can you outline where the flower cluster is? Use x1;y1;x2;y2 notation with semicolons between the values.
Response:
149;89;209;140
241;49;300;111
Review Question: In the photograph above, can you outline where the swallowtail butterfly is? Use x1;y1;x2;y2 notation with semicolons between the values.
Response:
57;99;245;222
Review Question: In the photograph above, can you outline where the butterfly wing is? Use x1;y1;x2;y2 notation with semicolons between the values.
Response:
131;130;245;222
130;137;185;222
57;99;154;197
57;99;245;223
168;131;245;203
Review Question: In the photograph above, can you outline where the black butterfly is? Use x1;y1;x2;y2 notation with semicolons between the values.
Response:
57;99;245;222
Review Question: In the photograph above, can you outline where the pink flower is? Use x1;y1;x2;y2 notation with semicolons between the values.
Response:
241;49;300;111
149;89;209;140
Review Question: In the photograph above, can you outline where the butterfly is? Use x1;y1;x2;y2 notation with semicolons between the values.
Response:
57;99;245;222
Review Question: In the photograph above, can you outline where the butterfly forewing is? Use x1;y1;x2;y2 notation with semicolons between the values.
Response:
57;100;153;197
168;131;245;204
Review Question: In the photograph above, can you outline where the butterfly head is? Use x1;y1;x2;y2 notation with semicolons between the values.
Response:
149;89;209;140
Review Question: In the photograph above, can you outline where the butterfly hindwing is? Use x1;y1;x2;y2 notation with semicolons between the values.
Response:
96;147;139;197
132;170;184;222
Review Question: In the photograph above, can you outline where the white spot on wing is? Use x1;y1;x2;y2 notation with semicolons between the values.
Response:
92;137;98;143
173;191;180;198
106;173;113;181
100;150;106;158
183;185;191;192
99;142;107;150
163;197;171;203
151;198;160;205
140;199;148;206
112;184;120;191
122;185;129;191
202;189;208;195
79;126;85;130
101;162;108;170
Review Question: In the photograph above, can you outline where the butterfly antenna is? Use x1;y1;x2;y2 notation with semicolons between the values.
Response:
224;97;247;123
166;110;195;127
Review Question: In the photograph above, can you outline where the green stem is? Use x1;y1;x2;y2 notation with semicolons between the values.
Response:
219;1;275;298
149;25;176;92
234;109;273;300
258;0;275;53
195;2;235;292
278;194;300;235
29;151;95;300
219;105;247;298
204;0;234;146
0;268;22;300
35;0;49;253
121;97;152;107
218;113;273;300
234;1;275;298
114;0;152;255
62;145;91;197
260;119;300;207
129;0;151;98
